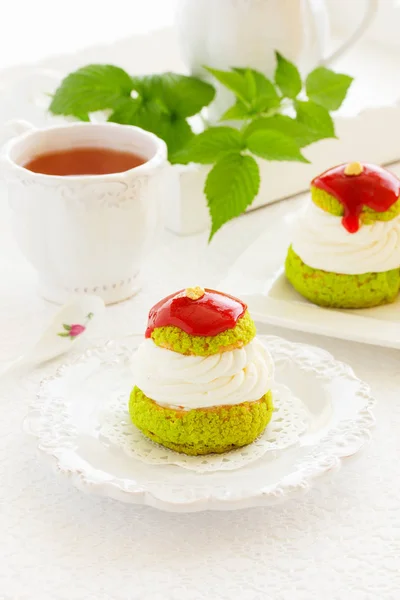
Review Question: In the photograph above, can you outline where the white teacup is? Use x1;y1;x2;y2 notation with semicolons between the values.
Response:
1;120;167;305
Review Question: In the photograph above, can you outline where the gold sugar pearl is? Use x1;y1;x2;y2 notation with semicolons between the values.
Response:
344;162;364;176
185;286;205;300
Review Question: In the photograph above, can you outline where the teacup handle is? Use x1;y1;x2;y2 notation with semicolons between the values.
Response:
3;118;35;141
0;119;35;148
0;120;36;178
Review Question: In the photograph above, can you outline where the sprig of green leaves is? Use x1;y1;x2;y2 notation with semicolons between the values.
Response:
177;55;352;239
49;65;215;159
49;55;353;240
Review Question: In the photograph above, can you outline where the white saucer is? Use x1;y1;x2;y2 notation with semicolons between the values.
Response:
220;197;400;350
23;336;375;512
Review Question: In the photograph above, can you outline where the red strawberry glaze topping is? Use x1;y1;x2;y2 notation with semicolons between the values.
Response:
145;288;247;338
312;162;400;233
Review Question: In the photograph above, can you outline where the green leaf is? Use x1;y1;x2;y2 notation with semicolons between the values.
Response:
244;115;320;147
206;66;280;115
205;67;252;105
62;324;71;331
220;100;252;121
246;129;309;163
130;75;157;99
205;152;260;240
148;73;215;118
305;67;353;111
160;118;195;157
274;52;302;99
237;68;258;99
57;332;71;338
250;75;280;112
131;100;161;129
49;64;133;116
73;113;90;122
246;104;336;149
109;98;194;156
233;68;280;111
108;97;142;123
172;127;243;165
295;100;336;139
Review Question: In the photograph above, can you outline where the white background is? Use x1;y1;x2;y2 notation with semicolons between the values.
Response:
0;2;400;599
1;0;400;70
0;0;179;68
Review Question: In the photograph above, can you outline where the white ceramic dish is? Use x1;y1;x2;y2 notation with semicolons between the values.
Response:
220;196;400;350
23;336;375;512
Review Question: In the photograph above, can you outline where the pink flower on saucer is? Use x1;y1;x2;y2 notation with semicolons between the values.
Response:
69;324;86;337
58;312;94;340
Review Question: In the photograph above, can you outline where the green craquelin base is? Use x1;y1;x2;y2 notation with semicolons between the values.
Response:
311;185;400;224
129;386;274;456
149;310;256;356
285;245;400;309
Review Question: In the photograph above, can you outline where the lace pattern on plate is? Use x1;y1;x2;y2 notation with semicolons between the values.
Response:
98;382;308;473
25;336;376;508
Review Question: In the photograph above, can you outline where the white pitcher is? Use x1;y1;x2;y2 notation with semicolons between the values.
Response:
176;0;378;119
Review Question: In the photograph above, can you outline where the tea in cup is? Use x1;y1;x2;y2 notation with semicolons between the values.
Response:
1;120;167;304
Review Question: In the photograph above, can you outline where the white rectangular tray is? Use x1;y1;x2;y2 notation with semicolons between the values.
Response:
219;193;400;350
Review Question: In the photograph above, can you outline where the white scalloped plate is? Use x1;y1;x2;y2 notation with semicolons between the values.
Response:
23;335;375;512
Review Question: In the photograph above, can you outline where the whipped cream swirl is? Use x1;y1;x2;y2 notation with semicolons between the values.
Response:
133;337;274;409
292;201;400;274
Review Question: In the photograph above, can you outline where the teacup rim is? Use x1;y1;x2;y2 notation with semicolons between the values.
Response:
2;121;168;181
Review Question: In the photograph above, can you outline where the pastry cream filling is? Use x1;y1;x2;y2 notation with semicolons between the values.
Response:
292;202;400;274
133;337;274;409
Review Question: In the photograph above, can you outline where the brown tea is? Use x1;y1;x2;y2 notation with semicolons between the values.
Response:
24;147;146;176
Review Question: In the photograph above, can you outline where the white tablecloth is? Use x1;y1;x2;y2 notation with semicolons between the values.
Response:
0;25;399;600
1;192;400;599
